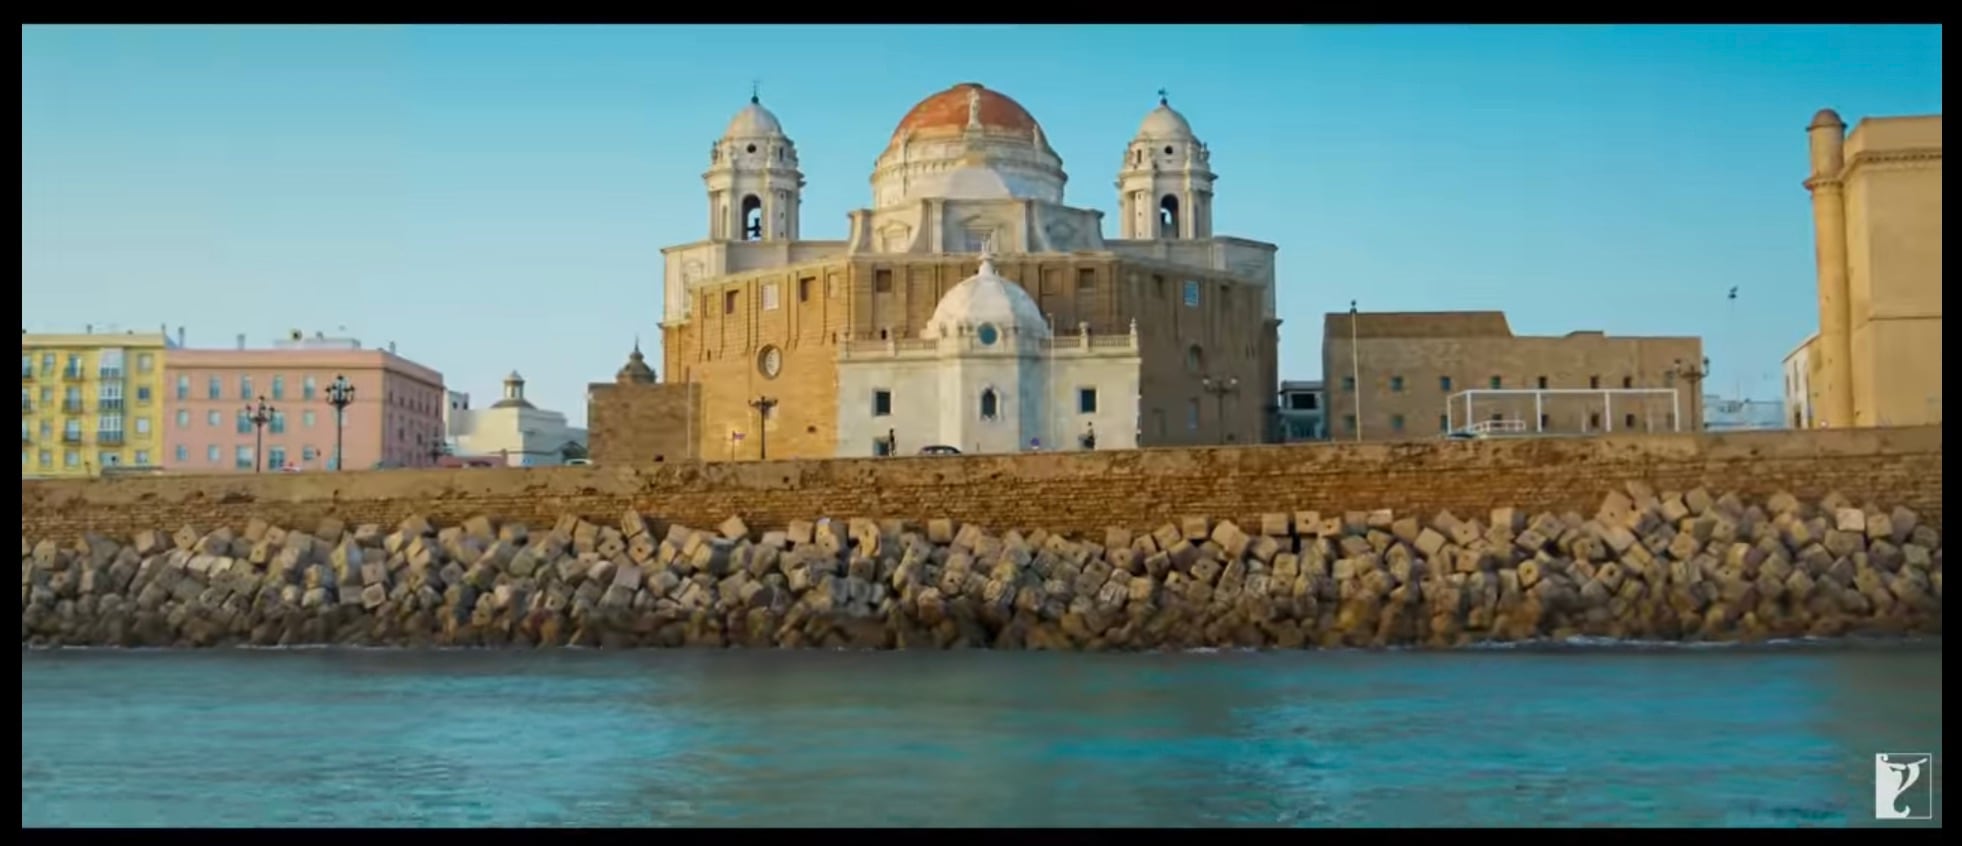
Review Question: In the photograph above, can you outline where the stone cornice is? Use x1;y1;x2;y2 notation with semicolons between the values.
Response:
1844;147;1943;174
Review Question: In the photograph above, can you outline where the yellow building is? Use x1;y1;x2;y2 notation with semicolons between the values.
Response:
1799;109;1942;429
22;331;173;477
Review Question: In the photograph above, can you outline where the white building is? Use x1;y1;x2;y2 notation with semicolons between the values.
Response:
1781;333;1817;429
836;248;1141;456
1277;380;1325;441
446;372;587;466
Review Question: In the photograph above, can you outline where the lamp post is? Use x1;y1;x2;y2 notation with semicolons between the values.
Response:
1200;376;1239;445
325;374;356;471
748;395;778;460
244;397;274;474
1673;357;1710;431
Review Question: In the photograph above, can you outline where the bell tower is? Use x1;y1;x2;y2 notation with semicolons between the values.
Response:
1117;90;1216;240
704;89;805;242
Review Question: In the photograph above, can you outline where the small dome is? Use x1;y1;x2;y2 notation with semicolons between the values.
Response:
922;253;1050;342
724;97;785;138
1136;102;1195;139
1809;108;1845;129
615;340;656;385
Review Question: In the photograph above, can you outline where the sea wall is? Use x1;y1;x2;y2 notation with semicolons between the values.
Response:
20;486;1943;650
18;427;1945;544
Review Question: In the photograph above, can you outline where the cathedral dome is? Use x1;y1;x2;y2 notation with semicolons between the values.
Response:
890;83;1043;143
1136;100;1195;139
724;97;784;138
873;82;1067;209
922;253;1050;342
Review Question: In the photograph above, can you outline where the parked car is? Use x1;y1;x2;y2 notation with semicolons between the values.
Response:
918;445;962;456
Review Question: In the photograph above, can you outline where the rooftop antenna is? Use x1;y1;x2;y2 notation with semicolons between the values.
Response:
750;79;760;104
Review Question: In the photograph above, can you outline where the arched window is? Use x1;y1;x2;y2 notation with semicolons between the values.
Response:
979;388;999;420
1185;345;1204;373
740;194;763;240
1158;195;1180;238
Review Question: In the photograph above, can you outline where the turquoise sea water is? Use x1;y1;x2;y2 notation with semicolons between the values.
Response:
20;642;1944;828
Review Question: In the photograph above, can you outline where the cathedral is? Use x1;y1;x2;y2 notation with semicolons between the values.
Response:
612;82;1280;461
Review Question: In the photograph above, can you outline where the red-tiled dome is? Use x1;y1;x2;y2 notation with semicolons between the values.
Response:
890;83;1042;142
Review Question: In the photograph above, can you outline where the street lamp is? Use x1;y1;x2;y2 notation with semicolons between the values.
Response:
1200;376;1239;445
325;374;355;471
748;395;778;460
244;397;274;473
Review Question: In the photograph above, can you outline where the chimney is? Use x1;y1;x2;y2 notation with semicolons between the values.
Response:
176;326;186;348
388;341;397;354
236;334;246;351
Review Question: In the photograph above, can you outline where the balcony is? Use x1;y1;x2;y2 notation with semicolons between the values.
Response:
98;368;124;381
61;431;83;444
62;399;85;414
98;399;125;413
19;400;30;415
20;430;30;444
20;368;32;381
61;368;84;382
97;431;125;446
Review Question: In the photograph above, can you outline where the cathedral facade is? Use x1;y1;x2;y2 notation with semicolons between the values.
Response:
652;82;1281;460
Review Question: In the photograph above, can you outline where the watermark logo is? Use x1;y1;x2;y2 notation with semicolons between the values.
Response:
1874;753;1935;820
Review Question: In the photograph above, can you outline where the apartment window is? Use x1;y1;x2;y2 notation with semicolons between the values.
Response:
1588;413;1602;430
979;388;1000;421
99;383;123;412
239;375;254;400
62;421;81;442
176;375;190;400
872;438;893;457
268;446;287;470
269;411;287;435
1440;376;1453;393
177;410;191;428
62;386;81;413
19;354;29;378
205;410;220;427
271;375;286;400
207;376;221;400
1185;346;1204;374
303;375;317;400
302;446;317;462
723;290;738;315
37;450;51;467
871;390;892;417
303;409;316;428
98;349;125;379
1589;375;1601;389
1076;268;1096;292
64;450;79;468
39;420;51;440
136;353;154;374
1540;414;1551;430
1536;376;1549;390
175;445;188;462
135;449;151;465
1186;399;1201;431
1182;280;1201;308
236;411;253;434
99;452;120;468
207;444;221;463
135;386;151;404
20;387;29;413
1390;414;1406;433
134;417;151;436
1440;415;1451;432
1489;376;1503;390
798;277;813;303
1153;275;1167;299
1078;388;1098;414
1625;413;1638;429
874;269;894;294
64;355;81;379
235;446;254;470
1343;414;1357;434
762;282;781;311
1622;376;1634;389
39;387;51;406
1341;376;1355;392
1389;376;1405;393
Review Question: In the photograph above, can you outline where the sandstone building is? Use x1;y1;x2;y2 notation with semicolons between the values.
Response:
600;83;1281;461
1321;311;1703;441
1792;109;1942;429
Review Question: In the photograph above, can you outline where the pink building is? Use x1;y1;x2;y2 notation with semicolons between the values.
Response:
161;332;446;473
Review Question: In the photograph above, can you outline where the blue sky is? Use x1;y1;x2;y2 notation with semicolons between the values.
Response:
21;24;1943;419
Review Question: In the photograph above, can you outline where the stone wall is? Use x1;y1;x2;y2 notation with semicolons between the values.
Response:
20;427;1943;546
585;381;699;464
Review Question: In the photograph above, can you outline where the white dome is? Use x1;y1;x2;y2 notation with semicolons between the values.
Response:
1136;102;1194;139
921;255;1051;341
937;164;1016;200
723;98;784;138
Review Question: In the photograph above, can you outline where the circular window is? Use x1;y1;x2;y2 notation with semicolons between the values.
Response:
746;143;757;154
976;324;1000;346
1163;145;1174;155
757;345;783;379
